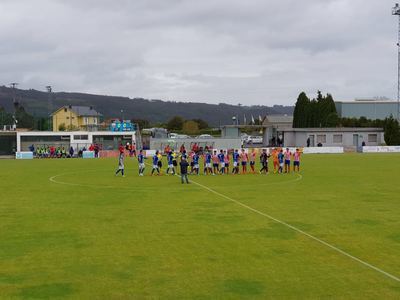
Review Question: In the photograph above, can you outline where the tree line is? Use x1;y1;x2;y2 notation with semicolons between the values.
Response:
166;116;210;135
292;91;338;128
0;105;49;130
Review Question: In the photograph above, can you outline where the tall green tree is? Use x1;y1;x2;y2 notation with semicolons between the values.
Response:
294;91;338;128
307;99;319;127
15;106;34;129
384;116;400;145
166;116;184;131
320;93;338;127
182;120;199;135
192;118;209;130
0;106;13;126
292;92;310;128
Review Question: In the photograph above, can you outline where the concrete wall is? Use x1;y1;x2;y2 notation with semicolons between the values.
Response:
284;129;384;147
0;132;17;155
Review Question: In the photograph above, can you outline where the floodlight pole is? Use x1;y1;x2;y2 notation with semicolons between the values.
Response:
10;83;18;128
46;86;52;131
393;3;400;121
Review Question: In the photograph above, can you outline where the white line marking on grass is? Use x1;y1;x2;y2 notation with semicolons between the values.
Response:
188;178;400;283
49;169;203;191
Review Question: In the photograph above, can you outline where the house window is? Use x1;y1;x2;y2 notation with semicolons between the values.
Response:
93;118;97;124
84;117;89;125
64;108;67;112
66;117;69;120
368;134;377;143
317;134;326;144
333;134;342;143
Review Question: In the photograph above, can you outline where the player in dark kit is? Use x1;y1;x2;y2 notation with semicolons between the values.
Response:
259;149;270;174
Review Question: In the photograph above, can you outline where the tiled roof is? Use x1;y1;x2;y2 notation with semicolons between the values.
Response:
53;106;102;116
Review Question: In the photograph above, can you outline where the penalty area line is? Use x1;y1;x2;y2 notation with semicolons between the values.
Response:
188;178;400;283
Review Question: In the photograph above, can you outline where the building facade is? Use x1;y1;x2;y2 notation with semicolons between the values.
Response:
335;100;399;120
52;106;102;131
284;128;384;148
16;131;136;152
221;115;384;148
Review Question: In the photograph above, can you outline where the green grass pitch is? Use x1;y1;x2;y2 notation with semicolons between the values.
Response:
1;154;400;299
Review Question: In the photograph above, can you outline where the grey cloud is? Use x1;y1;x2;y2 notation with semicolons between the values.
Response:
0;0;398;105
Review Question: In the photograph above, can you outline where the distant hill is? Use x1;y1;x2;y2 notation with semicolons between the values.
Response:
0;86;293;126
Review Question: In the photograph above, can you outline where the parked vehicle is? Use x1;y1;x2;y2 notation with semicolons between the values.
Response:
195;134;213;139
168;133;191;139
177;134;191;139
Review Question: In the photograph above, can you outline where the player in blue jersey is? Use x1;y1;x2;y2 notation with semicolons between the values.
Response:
166;151;176;175
278;149;284;174
137;150;146;176
192;152;200;175
232;149;240;174
204;151;213;175
218;150;225;175
151;151;160;175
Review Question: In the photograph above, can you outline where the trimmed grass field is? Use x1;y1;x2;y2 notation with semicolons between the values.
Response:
1;154;400;299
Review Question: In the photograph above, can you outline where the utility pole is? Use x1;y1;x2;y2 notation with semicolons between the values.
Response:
46;86;52;131
392;3;400;121
10;82;18;107
10;83;18;129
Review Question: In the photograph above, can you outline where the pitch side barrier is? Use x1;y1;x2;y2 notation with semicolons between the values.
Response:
302;147;344;154
14;151;97;159
362;146;400;153
15;152;34;159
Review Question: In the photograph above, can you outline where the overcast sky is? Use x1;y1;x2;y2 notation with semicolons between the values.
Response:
0;0;398;106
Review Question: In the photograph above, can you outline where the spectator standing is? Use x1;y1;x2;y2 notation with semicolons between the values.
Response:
69;146;74;158
180;157;190;184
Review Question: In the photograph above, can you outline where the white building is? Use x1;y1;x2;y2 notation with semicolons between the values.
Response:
221;115;384;148
16;131;136;152
283;127;384;148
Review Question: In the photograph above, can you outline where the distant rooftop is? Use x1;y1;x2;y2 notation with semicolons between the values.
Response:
355;97;390;101
52;105;102;116
264;115;293;124
336;99;397;104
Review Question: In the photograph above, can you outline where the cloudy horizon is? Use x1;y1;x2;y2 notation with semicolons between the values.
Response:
0;0;398;106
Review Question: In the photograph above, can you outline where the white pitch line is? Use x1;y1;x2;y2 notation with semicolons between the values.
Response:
188;178;400;283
